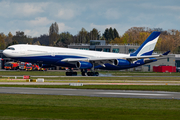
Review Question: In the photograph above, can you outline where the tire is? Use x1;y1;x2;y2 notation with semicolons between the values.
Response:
66;72;72;76
95;72;99;76
72;72;77;76
66;72;77;76
81;72;86;76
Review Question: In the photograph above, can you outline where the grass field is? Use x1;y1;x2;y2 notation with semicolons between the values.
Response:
1;76;180;81
0;94;180;120
1;71;180;92
0;70;180;82
0;70;65;76
0;70;180;76
1;71;180;119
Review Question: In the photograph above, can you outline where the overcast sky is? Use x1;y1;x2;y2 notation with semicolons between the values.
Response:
0;0;180;37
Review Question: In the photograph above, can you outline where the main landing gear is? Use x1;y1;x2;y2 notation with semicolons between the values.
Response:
87;72;99;76
65;68;99;76
81;69;99;76
65;68;77;76
66;72;77;76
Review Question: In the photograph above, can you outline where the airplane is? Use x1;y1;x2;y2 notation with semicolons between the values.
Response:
3;31;169;76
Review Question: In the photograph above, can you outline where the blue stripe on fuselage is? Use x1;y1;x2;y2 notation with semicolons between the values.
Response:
12;55;86;68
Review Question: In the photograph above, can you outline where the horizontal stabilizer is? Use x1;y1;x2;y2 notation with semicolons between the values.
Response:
162;50;170;55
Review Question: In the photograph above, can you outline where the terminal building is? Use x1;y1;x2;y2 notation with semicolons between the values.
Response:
68;40;139;54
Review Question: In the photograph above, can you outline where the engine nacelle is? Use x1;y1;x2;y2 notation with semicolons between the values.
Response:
76;61;93;69
114;59;130;66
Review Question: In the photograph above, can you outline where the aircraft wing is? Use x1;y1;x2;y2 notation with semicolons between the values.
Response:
61;54;165;65
61;57;115;65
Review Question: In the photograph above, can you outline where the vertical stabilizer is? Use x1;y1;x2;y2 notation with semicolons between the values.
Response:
130;31;160;56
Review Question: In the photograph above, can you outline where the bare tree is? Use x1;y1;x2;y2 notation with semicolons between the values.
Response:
49;22;59;46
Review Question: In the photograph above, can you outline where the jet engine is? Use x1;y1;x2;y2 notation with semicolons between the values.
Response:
76;61;93;69
114;59;130;66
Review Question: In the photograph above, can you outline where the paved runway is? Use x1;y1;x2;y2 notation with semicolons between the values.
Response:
0;82;180;85
0;81;180;85
0;87;180;99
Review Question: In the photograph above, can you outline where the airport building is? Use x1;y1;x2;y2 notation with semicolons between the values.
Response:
68;40;139;54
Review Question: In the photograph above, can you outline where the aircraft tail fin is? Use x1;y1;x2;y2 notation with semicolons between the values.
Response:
130;31;161;57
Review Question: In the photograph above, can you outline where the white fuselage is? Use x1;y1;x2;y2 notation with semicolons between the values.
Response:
3;44;130;59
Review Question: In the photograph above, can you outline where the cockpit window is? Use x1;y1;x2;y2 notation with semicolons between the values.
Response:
6;47;15;50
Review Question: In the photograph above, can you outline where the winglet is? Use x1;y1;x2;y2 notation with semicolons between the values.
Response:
162;50;170;55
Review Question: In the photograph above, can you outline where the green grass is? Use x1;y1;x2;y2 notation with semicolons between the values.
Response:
1;71;180;119
43;76;180;81
1;76;180;81
0;71;66;76
0;94;180;120
100;70;180;76
0;70;180;76
1;85;180;92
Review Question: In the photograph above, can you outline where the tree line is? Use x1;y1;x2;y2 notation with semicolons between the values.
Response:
0;22;180;53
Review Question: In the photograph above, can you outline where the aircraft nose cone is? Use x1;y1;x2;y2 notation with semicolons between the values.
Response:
2;50;9;57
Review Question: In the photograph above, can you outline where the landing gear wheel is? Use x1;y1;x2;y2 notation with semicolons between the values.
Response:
87;72;99;76
72;72;77;76
81;72;86;76
66;68;77;76
66;72;71;76
95;72;99;76
81;69;87;76
66;72;77;76
87;72;92;76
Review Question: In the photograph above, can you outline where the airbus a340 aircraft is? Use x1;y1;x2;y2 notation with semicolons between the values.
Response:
3;31;169;76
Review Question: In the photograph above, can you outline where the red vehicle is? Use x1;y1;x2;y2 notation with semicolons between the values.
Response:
39;67;48;71
26;63;33;71
32;64;40;71
18;62;47;71
4;62;19;70
19;62;27;70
